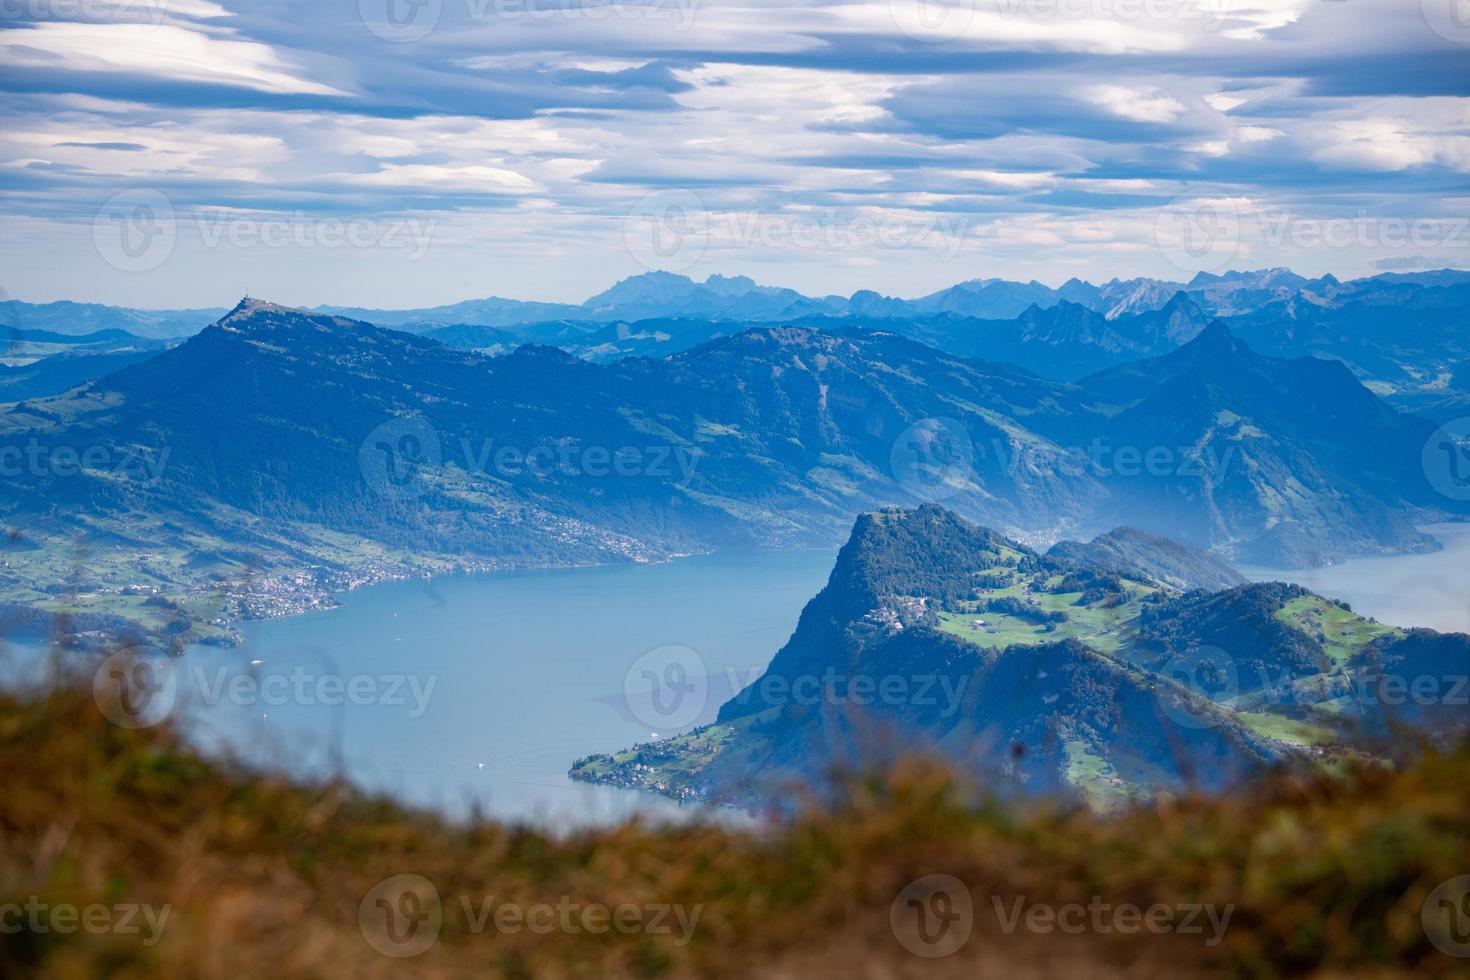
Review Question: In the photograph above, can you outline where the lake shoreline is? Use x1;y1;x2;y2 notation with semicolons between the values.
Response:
1238;522;1470;635
224;516;1470;646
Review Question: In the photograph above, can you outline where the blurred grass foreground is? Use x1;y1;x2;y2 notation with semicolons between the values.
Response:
3;674;1470;979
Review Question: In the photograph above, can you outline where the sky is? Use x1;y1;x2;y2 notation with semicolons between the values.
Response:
1;0;1467;309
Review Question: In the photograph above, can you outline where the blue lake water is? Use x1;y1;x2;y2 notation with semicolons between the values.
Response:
173;549;836;828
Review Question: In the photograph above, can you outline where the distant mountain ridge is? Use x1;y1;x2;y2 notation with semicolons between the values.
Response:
326;267;1470;329
0;326;174;403
12;268;1469;423
0;300;224;339
12;267;1467;337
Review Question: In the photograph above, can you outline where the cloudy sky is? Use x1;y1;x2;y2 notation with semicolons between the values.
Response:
1;0;1467;308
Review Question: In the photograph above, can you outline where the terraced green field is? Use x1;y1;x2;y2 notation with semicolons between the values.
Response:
1236;710;1337;746
934;576;1155;655
1274;594;1400;666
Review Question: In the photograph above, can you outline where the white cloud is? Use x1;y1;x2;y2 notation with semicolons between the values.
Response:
945;170;1058;189
337;163;542;194
1206;93;1249;113
1306;101;1470;173
0;23;344;96
1215;0;1316;39
1084;85;1186;123
1235;126;1282;144
833;2;1192;54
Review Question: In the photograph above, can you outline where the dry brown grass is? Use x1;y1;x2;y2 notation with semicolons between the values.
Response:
2;681;1468;979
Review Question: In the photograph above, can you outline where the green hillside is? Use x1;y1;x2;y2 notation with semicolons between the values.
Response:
574;507;1468;807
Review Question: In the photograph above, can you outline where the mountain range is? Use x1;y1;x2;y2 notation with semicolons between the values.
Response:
1;298;1464;649
1;327;172;403
571;506;1470;807
11;267;1467;336
10;268;1466;424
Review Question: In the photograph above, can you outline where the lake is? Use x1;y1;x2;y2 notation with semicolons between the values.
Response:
1239;523;1470;635
173;548;837;828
